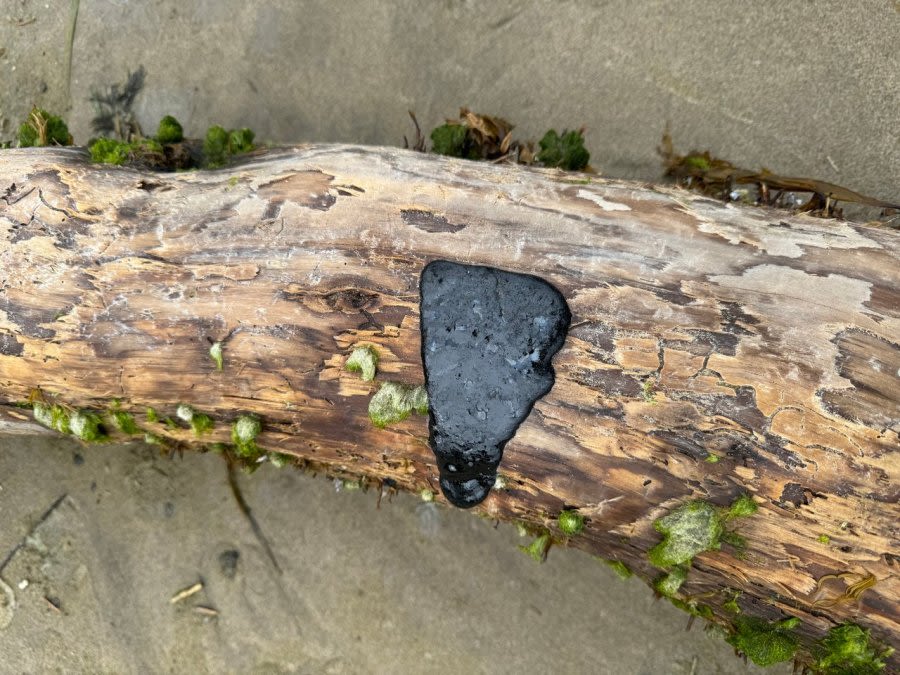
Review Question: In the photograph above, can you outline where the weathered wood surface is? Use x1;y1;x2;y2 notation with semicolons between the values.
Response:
1;145;897;661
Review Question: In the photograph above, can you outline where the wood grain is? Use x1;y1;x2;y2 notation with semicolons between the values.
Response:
1;145;897;663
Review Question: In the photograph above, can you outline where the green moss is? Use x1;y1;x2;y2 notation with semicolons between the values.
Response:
519;532;552;563
268;452;292;468
69;411;107;442
704;453;720;463
203;124;255;168
601;558;633;580
649;501;724;568
176;403;214;436
228;128;255;153
683;154;711;172
345;345;379;382
648;495;757;568
191;414;214;435
814;623;893;675
536;129;589;170
723;591;742;614
145;407;159;423
204;125;229;166
420;488;435;502
156;115;184;144
557;509;585;536
726;616;799;667
89;137;130;165
817;534;831;545
18;108;72;147
668;597;714;620
88;137;163;166
726;493;758;519
209;342;224;371
654;565;688;597
18;123;38;148
110;410;140;435
143;432;164;446
33;402;70;434
231;414;262;458
368;382;428;428
430;123;468;157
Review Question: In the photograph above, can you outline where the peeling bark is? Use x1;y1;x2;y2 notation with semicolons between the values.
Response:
1;146;897;665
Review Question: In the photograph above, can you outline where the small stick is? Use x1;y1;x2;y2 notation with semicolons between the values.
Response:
169;581;203;604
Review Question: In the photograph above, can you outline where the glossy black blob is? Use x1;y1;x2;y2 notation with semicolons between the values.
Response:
420;261;571;508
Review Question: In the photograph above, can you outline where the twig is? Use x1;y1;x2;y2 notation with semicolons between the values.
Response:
169;581;203;604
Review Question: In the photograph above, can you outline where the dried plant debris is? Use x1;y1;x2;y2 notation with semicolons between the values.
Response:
17;108;73;147
659;129;900;220
412;107;592;171
403;111;426;152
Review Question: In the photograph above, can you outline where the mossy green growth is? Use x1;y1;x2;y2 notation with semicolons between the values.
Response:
648;494;757;568
669;597;714;620
726;616;800;667
156;115;184;144
536;129;589;170
342;479;361;491
146;407;159;423
18;108;72;147
601;558;632;580
430;123;469;157
176;403;214;436
654;565;688;597
814;623;893;675
88;137;163;165
69;411;107;442
203;125;255;168
723;591;742;614
817;534;831;545
231;414;262;458
33;402;70;434
683;154;712;172
649;500;724;567
726;493;758;519
268;452;292;468
420;488;435;502
209;342;224;371
229;128;254;153
143;432;164;446
368;382;428;428
519;532;552;563
110;410;140;435
557;509;585;536
345;345;379;382
89;138;131;165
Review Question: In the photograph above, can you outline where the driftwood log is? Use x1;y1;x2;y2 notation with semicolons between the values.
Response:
1;146;897;666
